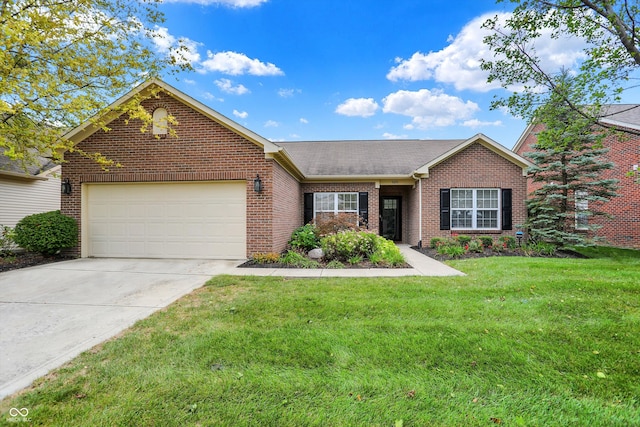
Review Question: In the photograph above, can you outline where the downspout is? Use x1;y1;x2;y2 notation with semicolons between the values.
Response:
412;173;423;249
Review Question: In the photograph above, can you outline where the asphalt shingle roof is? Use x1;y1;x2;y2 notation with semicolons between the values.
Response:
599;104;640;129
277;139;466;177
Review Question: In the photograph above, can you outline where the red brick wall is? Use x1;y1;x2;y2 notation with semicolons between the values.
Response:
422;142;528;242
61;92;282;257
516;124;640;248
300;183;380;233
271;162;302;253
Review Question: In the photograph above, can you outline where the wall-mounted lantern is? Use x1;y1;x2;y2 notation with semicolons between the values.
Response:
253;174;263;193
61;178;72;195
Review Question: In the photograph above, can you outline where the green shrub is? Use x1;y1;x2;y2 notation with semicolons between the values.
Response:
437;242;466;258
524;241;557;257
325;260;345;269
288;224;320;251
320;231;377;261
1;225;18;255
467;239;484;253
498;236;517;249
370;237;406;266
478;236;494;248
279;250;320;268
429;237;446;249
455;235;472;245
13;211;78;255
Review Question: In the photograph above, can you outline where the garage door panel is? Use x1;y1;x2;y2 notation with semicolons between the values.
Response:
87;182;246;259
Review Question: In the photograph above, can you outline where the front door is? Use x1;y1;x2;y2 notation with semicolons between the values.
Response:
380;196;402;241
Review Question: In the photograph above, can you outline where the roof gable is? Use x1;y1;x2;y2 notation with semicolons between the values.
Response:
64;78;282;155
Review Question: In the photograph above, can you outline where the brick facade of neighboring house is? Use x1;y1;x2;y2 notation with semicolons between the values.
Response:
514;106;640;249
62;79;532;259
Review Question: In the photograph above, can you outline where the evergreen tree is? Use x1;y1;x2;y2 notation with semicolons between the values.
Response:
525;75;619;246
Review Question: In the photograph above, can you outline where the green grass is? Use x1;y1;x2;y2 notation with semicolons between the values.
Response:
1;253;639;426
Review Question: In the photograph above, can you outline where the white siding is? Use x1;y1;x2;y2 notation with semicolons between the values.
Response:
0;176;61;227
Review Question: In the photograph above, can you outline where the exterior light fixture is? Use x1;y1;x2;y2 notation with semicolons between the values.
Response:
61;178;72;195
253;174;263;193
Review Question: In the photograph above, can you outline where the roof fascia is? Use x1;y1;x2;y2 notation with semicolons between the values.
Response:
414;133;534;177
598;118;640;132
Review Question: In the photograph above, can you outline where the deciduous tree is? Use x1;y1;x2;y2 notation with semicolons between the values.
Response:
1;0;189;169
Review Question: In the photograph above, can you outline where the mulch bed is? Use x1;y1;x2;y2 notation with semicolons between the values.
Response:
413;246;586;261
238;259;411;269
0;252;75;273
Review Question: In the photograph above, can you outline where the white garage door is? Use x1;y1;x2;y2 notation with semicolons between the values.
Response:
86;182;246;259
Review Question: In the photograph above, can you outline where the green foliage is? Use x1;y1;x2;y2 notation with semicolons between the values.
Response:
370;238;406;266
1;225;18;255
523;241;558;257
498;236;517;249
478;236;494;248
320;231;377;261
454;235;472;245
429;237;446;249
466;239;484;253
251;252;281;264
1;0;191;170
13;211;78;255
325;260;345;269
279;250;321;269
288;224;320;251
436;242;466;258
347;255;364;265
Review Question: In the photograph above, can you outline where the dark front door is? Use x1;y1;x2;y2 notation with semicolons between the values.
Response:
380;196;402;241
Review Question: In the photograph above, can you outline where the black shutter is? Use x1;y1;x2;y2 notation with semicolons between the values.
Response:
501;189;512;230
440;189;450;230
303;193;314;224
358;192;368;228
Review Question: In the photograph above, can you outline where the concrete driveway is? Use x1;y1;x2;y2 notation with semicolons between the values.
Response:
0;258;240;399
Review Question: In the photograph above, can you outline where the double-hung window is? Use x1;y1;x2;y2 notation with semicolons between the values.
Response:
314;193;358;218
451;189;500;230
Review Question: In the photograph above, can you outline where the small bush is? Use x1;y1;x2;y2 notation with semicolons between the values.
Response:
437;243;466;258
467;239;484;253
325;260;345;269
1;225;18;255
524;241;557;257
478;236;494;248
280;250;321;268
314;213;363;236
288;224;320;251
370;237;406;266
252;252;281;264
430;237;446;249
498;236;517;249
347;255;364;265
320;231;377;261
455;235;472;245
13;211;78;255
492;241;506;253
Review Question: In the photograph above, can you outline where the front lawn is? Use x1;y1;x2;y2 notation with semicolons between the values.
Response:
1;252;639;426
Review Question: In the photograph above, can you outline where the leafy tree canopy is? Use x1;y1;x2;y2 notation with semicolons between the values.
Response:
0;0;190;170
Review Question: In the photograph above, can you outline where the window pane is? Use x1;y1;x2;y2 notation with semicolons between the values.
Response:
452;210;472;228
338;193;357;211
477;210;497;228
315;193;334;211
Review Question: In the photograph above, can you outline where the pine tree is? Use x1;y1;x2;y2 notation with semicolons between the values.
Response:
525;75;619;246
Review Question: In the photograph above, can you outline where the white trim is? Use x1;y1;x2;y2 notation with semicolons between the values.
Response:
450;188;501;231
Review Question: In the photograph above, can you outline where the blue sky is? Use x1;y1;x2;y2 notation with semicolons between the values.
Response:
149;0;635;149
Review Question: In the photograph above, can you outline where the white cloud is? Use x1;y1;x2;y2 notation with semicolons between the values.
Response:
299;118;309;124
382;132;408;139
382;89;479;129
233;110;248;119
335;98;379;117
215;78;250;95
387;12;588;92
162;0;268;6
278;88;301;98
264;120;280;127
462;119;503;128
150;26;201;66
201;51;284;76
201;92;223;102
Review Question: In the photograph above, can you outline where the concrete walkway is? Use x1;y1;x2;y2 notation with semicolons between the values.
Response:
0;247;461;399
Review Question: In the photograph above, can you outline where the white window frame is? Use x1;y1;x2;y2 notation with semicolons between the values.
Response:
575;191;589;230
313;192;358;218
450;188;500;230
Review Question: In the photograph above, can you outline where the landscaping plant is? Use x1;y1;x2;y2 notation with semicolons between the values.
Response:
13;210;78;255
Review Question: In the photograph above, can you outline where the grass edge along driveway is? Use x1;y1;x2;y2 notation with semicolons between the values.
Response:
1;249;639;426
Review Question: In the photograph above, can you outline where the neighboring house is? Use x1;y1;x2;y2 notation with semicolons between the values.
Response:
513;104;640;249
61;79;532;259
0;154;61;228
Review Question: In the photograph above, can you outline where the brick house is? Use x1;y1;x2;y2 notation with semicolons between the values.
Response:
61;79;531;259
513;105;640;249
